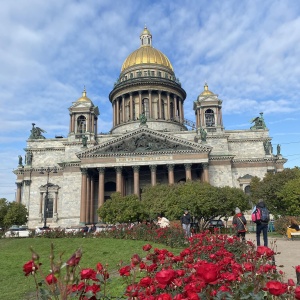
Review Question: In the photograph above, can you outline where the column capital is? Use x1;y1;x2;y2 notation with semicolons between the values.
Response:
202;163;209;170
16;182;22;188
80;168;88;175
167;164;174;171
115;166;123;173
148;90;152;94
132;165;140;172
149;165;157;171
97;167;105;174
24;180;32;186
184;163;192;170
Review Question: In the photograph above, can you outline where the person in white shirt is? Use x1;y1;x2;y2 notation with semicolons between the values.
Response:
157;214;170;228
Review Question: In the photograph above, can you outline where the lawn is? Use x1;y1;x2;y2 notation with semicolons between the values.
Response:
0;237;183;300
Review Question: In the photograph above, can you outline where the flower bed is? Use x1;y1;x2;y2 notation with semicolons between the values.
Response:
23;230;300;299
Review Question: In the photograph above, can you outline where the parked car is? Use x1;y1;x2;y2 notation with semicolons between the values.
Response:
4;225;31;238
35;226;51;236
208;219;225;229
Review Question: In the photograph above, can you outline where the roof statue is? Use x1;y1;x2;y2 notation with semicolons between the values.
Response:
139;112;147;126
250;112;267;130
82;135;88;147
29;123;46;139
18;155;23;167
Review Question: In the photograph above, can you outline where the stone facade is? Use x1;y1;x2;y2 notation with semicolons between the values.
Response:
14;27;287;228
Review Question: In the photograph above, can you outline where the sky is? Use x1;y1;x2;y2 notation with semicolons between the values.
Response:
1;0;300;201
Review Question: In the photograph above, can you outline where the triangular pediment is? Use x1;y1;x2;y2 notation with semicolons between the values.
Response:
77;127;211;158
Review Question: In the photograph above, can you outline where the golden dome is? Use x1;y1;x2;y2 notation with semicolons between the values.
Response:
200;83;214;96
76;88;92;103
121;27;173;72
121;47;173;72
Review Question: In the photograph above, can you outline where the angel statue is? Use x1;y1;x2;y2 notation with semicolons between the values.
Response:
29;123;46;139
250;112;267;130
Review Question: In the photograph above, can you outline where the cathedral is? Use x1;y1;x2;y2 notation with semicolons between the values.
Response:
14;27;286;228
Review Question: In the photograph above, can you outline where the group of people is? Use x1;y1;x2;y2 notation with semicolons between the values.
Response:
156;201;300;246
156;210;192;237
233;200;270;246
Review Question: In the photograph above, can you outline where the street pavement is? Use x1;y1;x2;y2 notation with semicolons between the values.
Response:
246;232;299;282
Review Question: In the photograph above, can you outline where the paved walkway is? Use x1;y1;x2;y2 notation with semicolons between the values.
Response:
246;233;299;281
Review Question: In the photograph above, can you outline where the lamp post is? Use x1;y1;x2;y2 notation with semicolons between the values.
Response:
40;167;57;228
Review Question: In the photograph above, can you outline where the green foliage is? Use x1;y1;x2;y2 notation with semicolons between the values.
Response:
142;181;249;228
3;201;28;227
250;167;300;216
0;198;9;228
97;192;146;223
0;238;182;300
277;177;300;216
274;216;300;235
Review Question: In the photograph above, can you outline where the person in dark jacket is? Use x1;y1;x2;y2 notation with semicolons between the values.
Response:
232;207;247;241
256;199;269;247
180;210;191;237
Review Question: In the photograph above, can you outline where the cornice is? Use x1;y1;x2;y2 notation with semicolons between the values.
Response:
228;138;271;143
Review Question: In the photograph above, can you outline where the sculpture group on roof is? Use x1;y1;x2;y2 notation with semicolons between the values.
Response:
29;123;46;139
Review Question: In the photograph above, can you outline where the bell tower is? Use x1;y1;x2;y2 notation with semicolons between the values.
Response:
68;88;99;141
193;83;224;133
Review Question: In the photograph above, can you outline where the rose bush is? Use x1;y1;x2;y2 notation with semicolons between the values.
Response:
23;230;300;299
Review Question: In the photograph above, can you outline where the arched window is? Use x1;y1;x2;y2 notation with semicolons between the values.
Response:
45;195;53;218
77;116;86;133
205;109;215;127
244;185;251;195
142;98;149;118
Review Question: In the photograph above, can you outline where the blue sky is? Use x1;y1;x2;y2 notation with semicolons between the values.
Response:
1;0;300;201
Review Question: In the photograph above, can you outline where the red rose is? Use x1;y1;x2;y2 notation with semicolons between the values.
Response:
243;262;254;272
142;244;152;251
196;263;219;283
265;280;288;296
295;265;300;273
119;265;131;276
156;293;172;300
139;276;152;287
23;260;39;276
125;283;139;297
288;278;295;286
85;283;100;294
256;246;274;258
80;268;97;280
155;269;176;288
139;261;146;269
66;249;82;267
96;263;103;272
131;254;141;266
295;286;300;299
45;274;57;285
147;263;158;272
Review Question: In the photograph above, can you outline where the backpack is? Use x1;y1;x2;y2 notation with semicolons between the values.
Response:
251;206;261;223
260;207;270;223
251;206;270;223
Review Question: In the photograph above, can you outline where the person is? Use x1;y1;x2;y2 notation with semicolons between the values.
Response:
286;218;300;240
255;199;269;247
232;207;247;242
180;210;191;237
89;224;96;233
157;214;170;228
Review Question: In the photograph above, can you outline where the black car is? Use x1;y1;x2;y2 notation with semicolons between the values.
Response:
208;219;225;228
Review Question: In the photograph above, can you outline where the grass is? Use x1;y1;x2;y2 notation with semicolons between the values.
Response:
0;237;183;300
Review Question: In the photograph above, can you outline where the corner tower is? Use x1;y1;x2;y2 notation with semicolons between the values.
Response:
193;83;224;133
68;88;99;141
109;27;187;133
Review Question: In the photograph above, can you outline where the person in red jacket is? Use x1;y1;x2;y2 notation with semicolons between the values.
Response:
232;207;247;241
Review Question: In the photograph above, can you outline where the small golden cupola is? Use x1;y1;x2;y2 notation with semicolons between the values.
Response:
68;88;99;141
193;83;224;132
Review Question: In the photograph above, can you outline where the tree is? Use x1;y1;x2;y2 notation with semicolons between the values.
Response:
97;192;146;223
250;167;300;216
3;202;28;227
0;198;9;229
141;181;249;228
277;177;300;216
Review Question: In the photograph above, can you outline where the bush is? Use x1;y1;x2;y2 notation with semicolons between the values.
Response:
274;216;300;235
